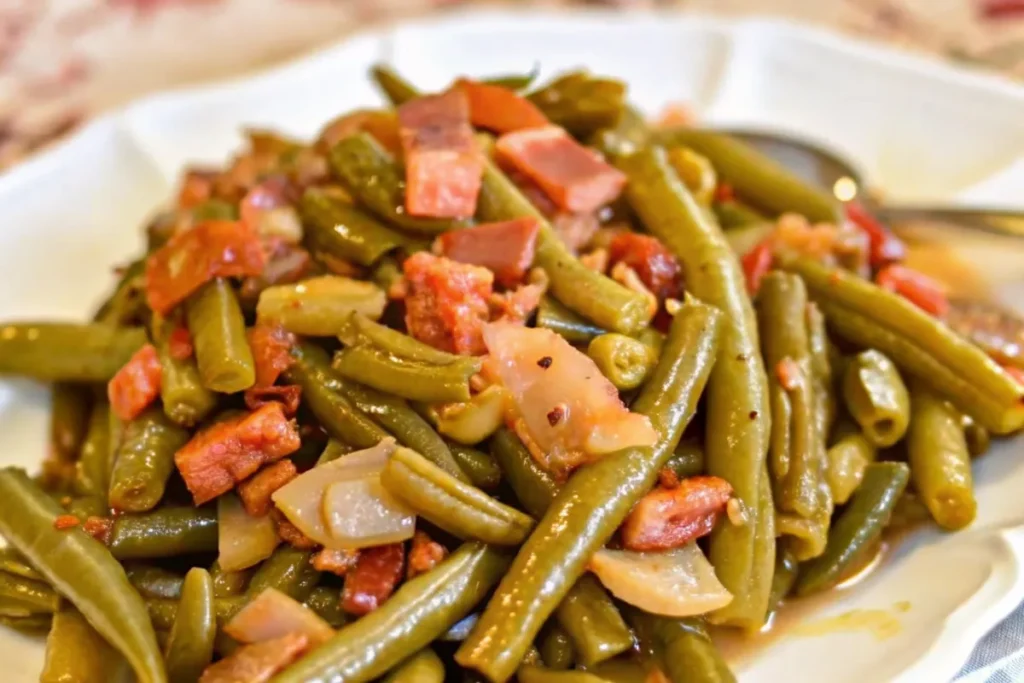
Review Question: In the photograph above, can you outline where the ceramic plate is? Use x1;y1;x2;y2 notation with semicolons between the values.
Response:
1;9;1023;683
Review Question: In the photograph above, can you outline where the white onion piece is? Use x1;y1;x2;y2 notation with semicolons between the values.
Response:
224;587;334;647
217;493;280;572
322;477;415;548
588;544;732;617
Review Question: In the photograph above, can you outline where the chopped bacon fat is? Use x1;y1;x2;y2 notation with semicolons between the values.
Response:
248;325;296;387
456;79;549;133
238;460;298;517
175;403;301;505
107;344;162;421
244;385;302;417
274;513;318;550
403;252;494;355
496;125;626;213
408;531;448;578
621;476;733;551
341;543;405;616
312;548;360;576
607;233;682;302
145;220;266;315
398;89;483;219
436;217;540;288
197;632;309;683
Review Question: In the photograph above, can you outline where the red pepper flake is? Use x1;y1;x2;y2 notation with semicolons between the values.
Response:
167;326;193;361
53;514;81;530
537;356;553;369
775;357;803;392
341;544;406;616
83;516;113;545
741;240;774;295
435;217;540;288
107;344;162;422
456;79;549;134
845;201;906;267
621;476;733;551
876;264;950;318
546;404;566;427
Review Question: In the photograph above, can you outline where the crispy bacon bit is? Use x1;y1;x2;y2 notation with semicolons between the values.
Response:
490;282;545;326
658;467;681;489
403;252;494;355
244;385;302;416
876;264;949;318
775;357;804;392
145;220;266;315
239;460;298;517
198;632;309;683
54;514;81;530
607;233;682;302
408;531;447;578
107;344;162;421
456;79;549;133
845;201;906;267
318;109;402;156
168;326;193;361
435;217;540;288
177;169;217;209
398;89;483;219
741;240;774;295
341;543;406;616
497;126;626;213
621;476;734;551
83;516;113;544
175;403;302;505
248;325;296;388
312;548;360;576
275;513;319;550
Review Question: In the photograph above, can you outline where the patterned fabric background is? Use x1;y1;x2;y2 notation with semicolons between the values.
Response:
1;0;1023;168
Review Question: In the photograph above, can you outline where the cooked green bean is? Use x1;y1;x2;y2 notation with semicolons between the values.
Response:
0;613;52;634
796;462;910;596
258;274;387;338
806;303;836;442
527;72;626;136
590;103;649;159
780;255;1024;434
963;416;991;458
302;187;413;266
0;571;60;615
535;297;607;344
274;542;510;683
0;323;146;382
371;64;419;106
489;427;559;519
448;442;502;490
127;564;185;600
775;507;830;562
108;506;218;560
305;586;348;628
164;567;215;683
714;200;769;230
722;221;774;259
334;345;475;403
247;546;319;603
145;596;245;632
907;383;976;531
588;333;658;391
518;668;610;683
209;560;250;598
653;128;840;224
382;447;534;545
665;439;705;479
539;623;575;670
0;548;42;582
154;318;217;428
767;543;799;614
841;350;910;448
329;133;457;234
618;146;772;629
456;299;721;680
50;383;91;463
186;278;255;393
94;259;147;326
383;648;446;683
371;255;404;291
553;574;633;666
41;607;126;683
108;408;189;513
340;313;481;370
825;418;877;506
0;468;165;683
74;402;113;500
625;608;736;683
667;146;717;206
435;386;506;446
477;155;651;334
582;659;650;683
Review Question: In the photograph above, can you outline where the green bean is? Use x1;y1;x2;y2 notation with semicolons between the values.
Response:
722;221;774;259
806;303;836;442
187;278;255;393
652;128;840;224
382;447;534;545
714;200;769;230
108;506;218;560
963;416;991;458
553;574;633;666
435;386;506;446
617;147;772;629
384;648;446;683
825;419;877;506
164;567;215;683
154;317;217;428
0;468;165;683
590;103;649;160
67;496;107;520
0;613;52;634
0;548;42;582
0;323;147;382
489;427;559;519
775;507;829;563
796;462;910;596
482;67;540;91
841;350;910;448
535;297;607;344
340;313;480;369
539;623;575;670
666;146;717;206
74;402;112;500
305;586;347;628
258;274;387;337
371;64;419;106
518;668;610;683
780;255;1024;434
146;596;245;632
456;299;721;681
329;133;457;234
209;560;251;598
527;72;626;137
285;342;390;448
108;408;190;513
274;542;510;683
625;608;736;683
665;439;705;479
191;198;238;222
588;333;658;391
582;659;650;683
907;383;975;531
334;345;475;403
371;255;404;292
127;564;185;600
301;187;410;266
767;543;799;614
50;383;91;463
448;442;502;489
477;155;651;334
94;259;147;326
0;571;60;615
41;607;127;683
247;546;319;603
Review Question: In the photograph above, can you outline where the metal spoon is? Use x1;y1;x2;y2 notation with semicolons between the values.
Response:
718;128;1024;239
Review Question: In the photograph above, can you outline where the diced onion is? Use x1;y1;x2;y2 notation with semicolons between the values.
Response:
217;493;280;572
224;587;334;647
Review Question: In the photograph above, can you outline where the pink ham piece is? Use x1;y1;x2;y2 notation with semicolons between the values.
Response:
435;217;540;288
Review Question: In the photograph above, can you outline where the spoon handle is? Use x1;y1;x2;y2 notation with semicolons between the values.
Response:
877;206;1024;239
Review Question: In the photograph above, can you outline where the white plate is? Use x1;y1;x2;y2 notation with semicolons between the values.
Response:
1;9;1023;683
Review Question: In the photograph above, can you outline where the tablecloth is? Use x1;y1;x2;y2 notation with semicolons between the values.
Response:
4;1;1024;681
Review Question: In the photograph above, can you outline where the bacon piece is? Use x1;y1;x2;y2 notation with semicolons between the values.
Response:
456;79;548;133
845;201;906;267
318;109;401;156
876;264;949;318
491;282;544;326
247;325;296;387
107;344;162;421
398;89;483;219
177;169;217;209
403;252;494;355
175;403;301;505
145;220;266;315
340;543;405;616
407;531;447;579
275;514;319;550
198;632;309;683
168;326;193;361
621;476;733;551
607;233;682;302
312;548;360;576
435;217;539;287
238;460;298;517
496;125;626;213
244;385;302;417
83;516;113;545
